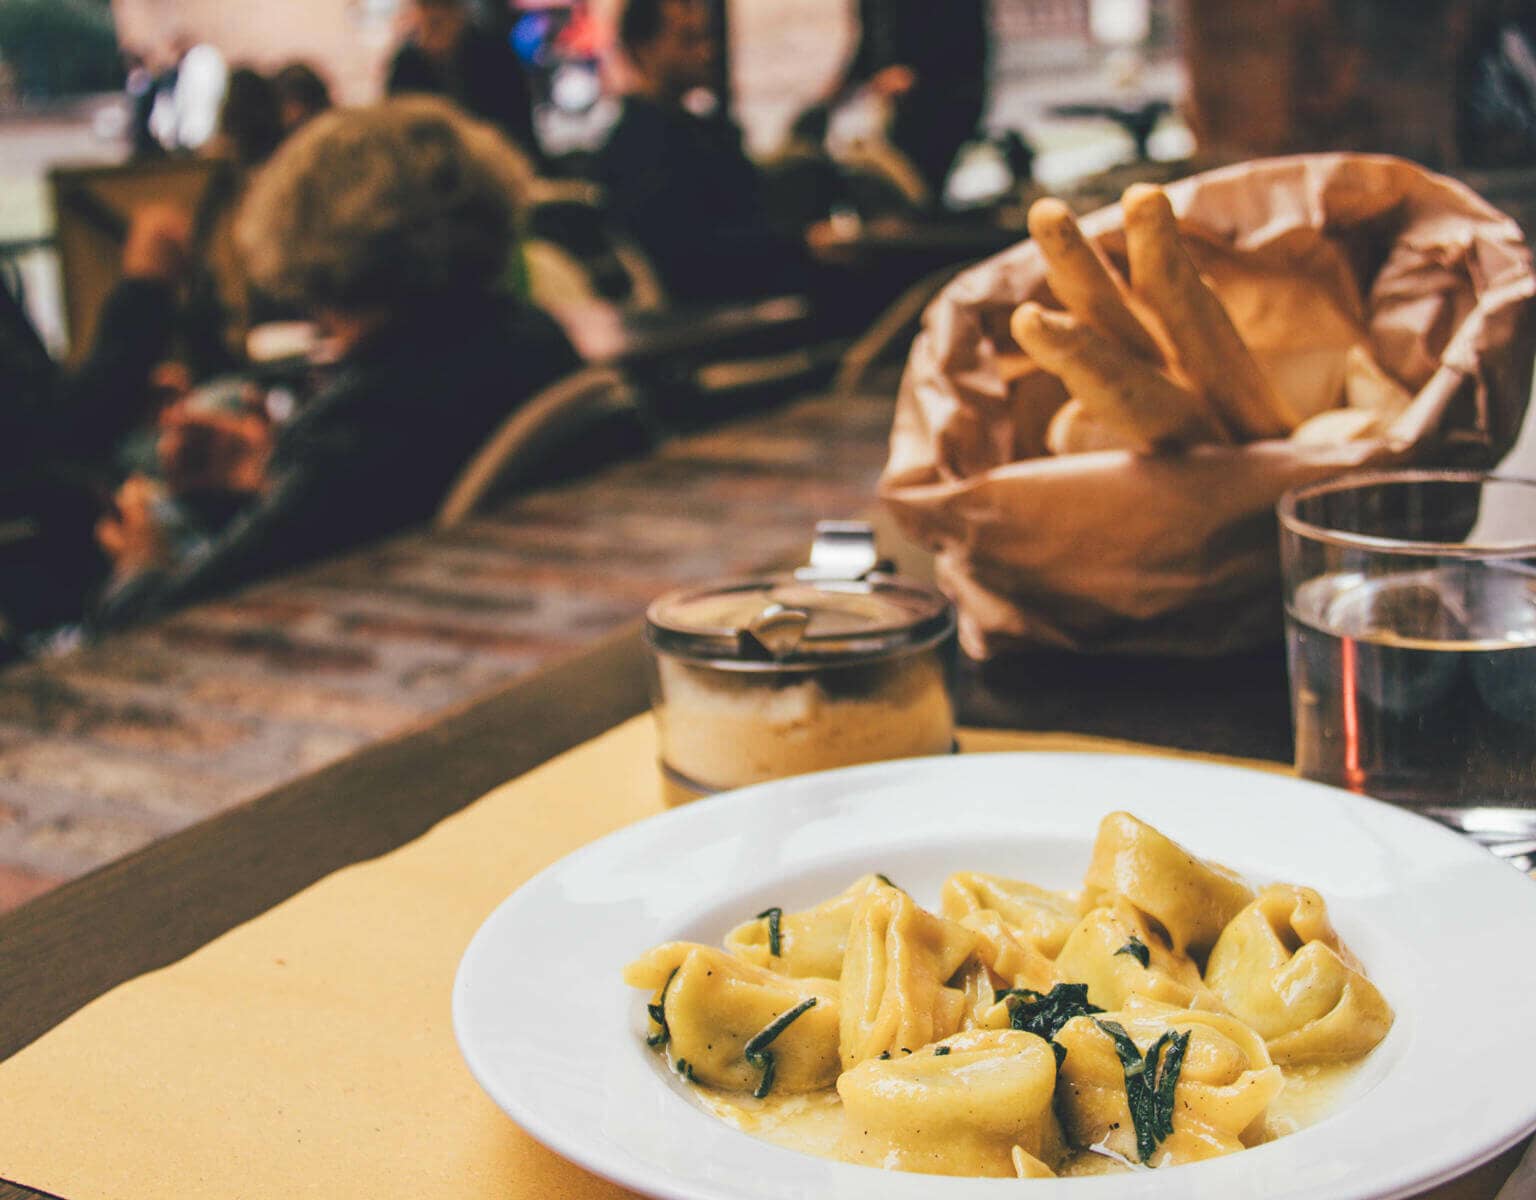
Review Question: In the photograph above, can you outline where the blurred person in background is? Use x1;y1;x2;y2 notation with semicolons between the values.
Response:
272;61;333;136
800;0;990;205
202;67;285;167
0;205;194;654
50;205;197;478
91;96;578;629
123;50;163;158
181;67;289;377
14;66;308;494
1458;0;1536;166
387;0;545;167
599;0;842;305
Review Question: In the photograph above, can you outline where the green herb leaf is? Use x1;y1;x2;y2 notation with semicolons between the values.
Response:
674;1057;698;1084
875;873;899;890
934;1045;951;1056
1094;1020;1157;1162
645;968;678;1048
743;997;818;1100
1153;1029;1188;1141
1114;936;1151;968
1092;1019;1190;1164
999;983;1103;1042
756;907;784;957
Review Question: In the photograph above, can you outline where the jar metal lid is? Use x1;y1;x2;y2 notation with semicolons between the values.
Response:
645;575;955;668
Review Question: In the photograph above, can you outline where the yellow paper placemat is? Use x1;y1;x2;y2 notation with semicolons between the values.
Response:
0;720;1515;1200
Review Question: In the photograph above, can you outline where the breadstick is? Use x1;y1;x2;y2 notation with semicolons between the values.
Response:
1027;197;1163;362
1012;303;1231;452
1343;344;1413;417
1121;184;1293;440
993;351;1036;385
1290;407;1385;446
1045;398;1142;455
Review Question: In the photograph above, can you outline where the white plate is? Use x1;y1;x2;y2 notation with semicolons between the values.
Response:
453;753;1536;1200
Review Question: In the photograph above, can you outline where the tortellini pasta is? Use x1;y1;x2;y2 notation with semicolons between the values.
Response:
1083;811;1254;956
940;872;1080;957
624;943;841;1094
838;883;976;1069
956;909;1056;995
1205;885;1394;1065
724;874;887;979
838;1030;1066;1177
1054;1005;1283;1166
624;813;1393;1180
1054;896;1217;1012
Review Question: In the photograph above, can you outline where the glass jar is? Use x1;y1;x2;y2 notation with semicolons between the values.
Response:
645;570;958;805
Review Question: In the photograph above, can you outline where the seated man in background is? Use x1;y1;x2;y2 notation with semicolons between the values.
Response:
93;96;579;629
813;0;990;207
387;0;545;168
598;0;830;306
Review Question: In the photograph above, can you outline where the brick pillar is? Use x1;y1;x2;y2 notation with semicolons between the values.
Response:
1179;0;1295;159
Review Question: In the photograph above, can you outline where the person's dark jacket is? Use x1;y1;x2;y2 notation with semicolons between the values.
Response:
1;276;180;478
0;278;179;640
842;0;991;196
846;0;989;98
387;26;544;167
596;95;806;305
0;282;61;474
94;294;579;629
72;279;187;460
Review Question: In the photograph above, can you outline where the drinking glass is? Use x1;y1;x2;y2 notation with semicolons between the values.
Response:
1279;471;1536;847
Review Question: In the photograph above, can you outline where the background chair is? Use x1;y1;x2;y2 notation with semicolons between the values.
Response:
833;262;971;396
48;158;216;365
434;364;648;531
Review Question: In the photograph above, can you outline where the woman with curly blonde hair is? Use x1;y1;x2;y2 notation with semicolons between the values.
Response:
94;96;578;627
237;93;536;320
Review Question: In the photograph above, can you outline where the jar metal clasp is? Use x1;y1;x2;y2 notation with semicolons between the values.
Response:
795;520;889;583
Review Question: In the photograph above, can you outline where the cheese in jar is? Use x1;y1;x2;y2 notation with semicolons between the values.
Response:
645;575;957;805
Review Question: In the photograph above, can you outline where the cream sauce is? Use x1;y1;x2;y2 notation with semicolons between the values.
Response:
1261;1061;1365;1139
693;1088;845;1160
690;1058;1368;1177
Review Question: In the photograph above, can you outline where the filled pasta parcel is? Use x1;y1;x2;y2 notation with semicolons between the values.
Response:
624;811;1393;1179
